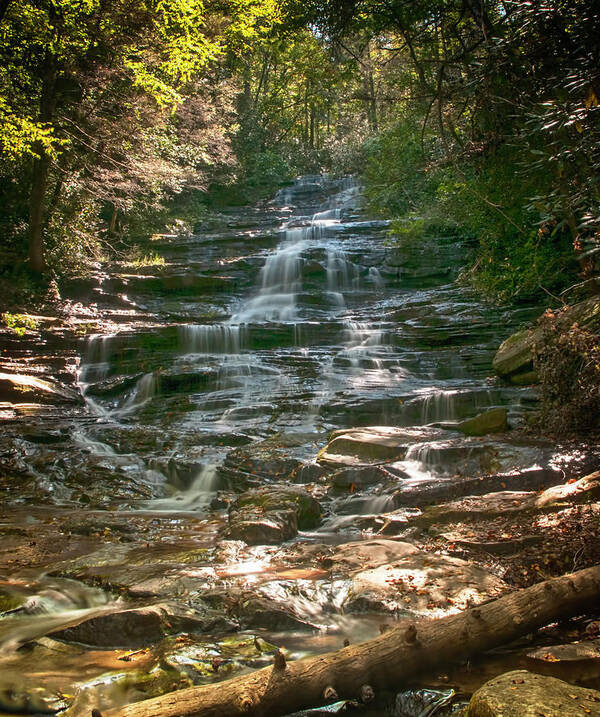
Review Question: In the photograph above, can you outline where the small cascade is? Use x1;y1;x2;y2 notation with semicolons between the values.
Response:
230;239;306;322
313;208;341;222
230;179;365;323
141;464;218;511
342;321;385;368
72;430;116;456
179;324;244;355
274;186;293;206
0;578;114;651
326;250;359;295
78;334;116;385
122;372;158;411
417;388;496;423
420;389;460;423
368;266;384;289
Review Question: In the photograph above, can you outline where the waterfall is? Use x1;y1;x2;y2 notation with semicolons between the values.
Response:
230;193;349;323
141;464;219;511
122;372;158;411
368;266;384;289
179;324;244;355
420;389;460;423
342;321;385;368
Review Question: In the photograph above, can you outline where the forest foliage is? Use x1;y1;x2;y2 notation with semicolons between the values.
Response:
0;0;598;310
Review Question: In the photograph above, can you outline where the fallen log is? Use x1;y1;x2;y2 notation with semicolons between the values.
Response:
107;565;600;717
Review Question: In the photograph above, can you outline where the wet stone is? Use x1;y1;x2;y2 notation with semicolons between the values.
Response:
318;427;443;467
0;676;70;714
344;550;507;615
50;602;232;648
391;466;566;508
64;666;190;716
160;633;280;684
468;670;600;716
220;440;303;486
201;589;318;632
330;465;394;490
224;486;322;545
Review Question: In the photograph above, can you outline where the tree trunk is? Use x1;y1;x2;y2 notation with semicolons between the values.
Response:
28;55;57;274
107;565;600;717
29;153;51;273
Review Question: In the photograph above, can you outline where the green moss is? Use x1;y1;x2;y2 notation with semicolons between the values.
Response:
0;592;26;613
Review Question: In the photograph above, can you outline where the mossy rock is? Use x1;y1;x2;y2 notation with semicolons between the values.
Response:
492;298;600;384
468;669;600;716
492;328;539;383
0;591;26;614
234;486;321;530
456;407;508;436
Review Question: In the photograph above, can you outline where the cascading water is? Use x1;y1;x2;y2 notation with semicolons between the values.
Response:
230;239;306;323
141;464;219;511
179;324;245;355
3;172;566;716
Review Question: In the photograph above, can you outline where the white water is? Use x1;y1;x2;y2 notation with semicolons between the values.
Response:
179;324;244;355
122;372;158;411
231;239;307;323
141;464;219;511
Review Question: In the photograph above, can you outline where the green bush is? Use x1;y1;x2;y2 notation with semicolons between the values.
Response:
534;322;600;434
2;311;38;336
363;118;439;217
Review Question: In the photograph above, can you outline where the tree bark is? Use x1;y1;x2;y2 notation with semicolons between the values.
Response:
107;565;600;717
28;55;58;274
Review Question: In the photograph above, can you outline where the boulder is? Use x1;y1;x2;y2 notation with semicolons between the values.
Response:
220;439;303;486
317;426;442;467
224;486;322;545
343;549;506;615
468;669;600;716
492;328;540;384
50;602;228;648
0;372;82;404
493;297;600;384
456;407;508;436
330;465;393;490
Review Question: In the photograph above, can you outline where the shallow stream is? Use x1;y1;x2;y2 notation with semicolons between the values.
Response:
1;176;574;715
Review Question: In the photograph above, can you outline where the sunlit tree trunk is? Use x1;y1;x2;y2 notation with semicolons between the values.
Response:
29;57;57;274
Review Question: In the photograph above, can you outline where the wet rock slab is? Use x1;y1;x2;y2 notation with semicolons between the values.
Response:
420;471;600;525
525;639;600;683
0;371;82;404
328;539;506;615
48;601;234;648
318;426;443;467
224;486;322;545
468;669;600;716
345;552;506;615
220;437;308;485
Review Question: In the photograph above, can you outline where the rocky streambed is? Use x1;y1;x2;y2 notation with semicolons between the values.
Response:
1;176;600;716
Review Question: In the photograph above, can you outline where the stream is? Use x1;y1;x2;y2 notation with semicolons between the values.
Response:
0;176;589;715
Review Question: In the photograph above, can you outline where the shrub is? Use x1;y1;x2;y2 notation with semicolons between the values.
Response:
534;321;600;434
2;312;38;336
